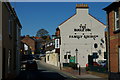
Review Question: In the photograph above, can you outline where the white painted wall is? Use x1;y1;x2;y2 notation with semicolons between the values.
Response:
59;7;106;67
46;52;59;67
0;2;2;80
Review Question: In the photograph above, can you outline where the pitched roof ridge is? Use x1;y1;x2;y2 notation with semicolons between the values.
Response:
59;13;76;26
89;13;106;27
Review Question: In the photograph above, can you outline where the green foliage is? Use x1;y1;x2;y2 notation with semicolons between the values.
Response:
36;29;51;41
42;36;47;40
36;29;48;36
68;62;77;69
85;67;90;71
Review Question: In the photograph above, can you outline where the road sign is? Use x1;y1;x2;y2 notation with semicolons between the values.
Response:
70;56;75;63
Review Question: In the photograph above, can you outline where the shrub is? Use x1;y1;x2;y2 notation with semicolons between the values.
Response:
68;63;78;69
85;67;90;71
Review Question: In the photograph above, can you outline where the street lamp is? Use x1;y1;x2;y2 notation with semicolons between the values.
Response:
75;48;78;64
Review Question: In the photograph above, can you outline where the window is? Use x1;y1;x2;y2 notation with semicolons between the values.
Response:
94;43;98;48
101;38;104;43
8;14;13;37
55;39;59;48
8;49;11;73
98;50;101;55
64;55;67;59
47;56;49;61
8;20;12;35
115;9;119;31
68;55;71;59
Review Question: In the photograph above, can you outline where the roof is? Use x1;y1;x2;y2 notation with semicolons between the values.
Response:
33;37;42;40
89;14;106;26
103;1;120;11
59;4;106;27
59;13;106;27
59;13;76;26
21;35;36;42
4;2;22;28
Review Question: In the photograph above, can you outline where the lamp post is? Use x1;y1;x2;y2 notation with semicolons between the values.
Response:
75;48;78;64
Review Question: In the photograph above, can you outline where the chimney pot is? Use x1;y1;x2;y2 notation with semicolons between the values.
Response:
76;4;89;8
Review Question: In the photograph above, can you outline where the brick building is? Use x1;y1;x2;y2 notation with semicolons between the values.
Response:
0;2;22;80
20;41;31;55
21;35;36;54
103;1;120;80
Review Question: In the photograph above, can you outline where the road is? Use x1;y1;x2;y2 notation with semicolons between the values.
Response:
15;60;78;80
15;60;107;80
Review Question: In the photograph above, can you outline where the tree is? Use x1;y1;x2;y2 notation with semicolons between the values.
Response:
36;29;50;40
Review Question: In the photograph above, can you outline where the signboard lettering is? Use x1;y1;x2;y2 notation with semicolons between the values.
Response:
69;24;98;40
70;56;75;63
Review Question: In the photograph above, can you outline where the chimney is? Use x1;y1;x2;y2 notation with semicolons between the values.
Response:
26;35;30;37
76;4;89;14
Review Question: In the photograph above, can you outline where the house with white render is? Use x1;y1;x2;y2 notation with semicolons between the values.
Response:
59;4;106;67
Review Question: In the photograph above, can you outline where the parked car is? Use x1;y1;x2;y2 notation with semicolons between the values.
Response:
34;54;41;60
86;62;100;67
21;60;27;70
21;54;35;61
20;54;37;70
93;62;100;66
98;60;107;67
26;60;38;70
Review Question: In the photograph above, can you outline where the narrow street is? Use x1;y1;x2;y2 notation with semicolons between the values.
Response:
1;1;120;80
15;60;77;80
14;60;108;80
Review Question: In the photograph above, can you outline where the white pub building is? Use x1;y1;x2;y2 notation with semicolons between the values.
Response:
59;4;106;67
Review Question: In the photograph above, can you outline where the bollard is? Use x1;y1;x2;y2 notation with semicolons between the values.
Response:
79;65;81;75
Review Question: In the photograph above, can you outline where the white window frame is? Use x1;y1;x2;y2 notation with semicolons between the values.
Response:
55;39;60;49
115;9;119;31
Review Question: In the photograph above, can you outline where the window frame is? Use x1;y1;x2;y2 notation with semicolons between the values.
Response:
64;55;67;59
114;8;119;31
47;55;49;61
8;49;11;73
8;14;14;38
68;55;71;59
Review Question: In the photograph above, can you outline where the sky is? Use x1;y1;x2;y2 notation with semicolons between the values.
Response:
11;2;111;36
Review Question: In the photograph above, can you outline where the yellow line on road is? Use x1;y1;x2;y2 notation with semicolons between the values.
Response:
71;75;77;78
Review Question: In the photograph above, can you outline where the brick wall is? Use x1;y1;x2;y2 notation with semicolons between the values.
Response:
21;35;36;52
108;7;120;72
